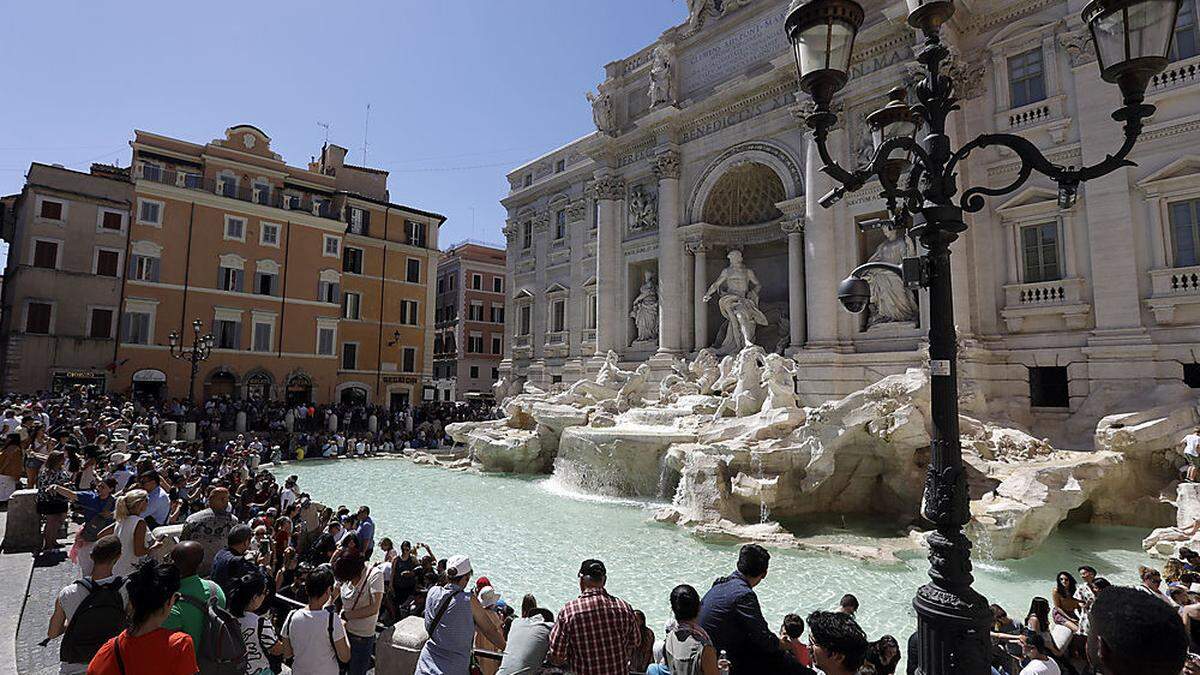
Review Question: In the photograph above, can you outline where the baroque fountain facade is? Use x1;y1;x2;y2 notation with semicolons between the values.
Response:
471;0;1200;561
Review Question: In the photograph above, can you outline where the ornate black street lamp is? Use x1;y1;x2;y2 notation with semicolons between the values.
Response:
168;319;215;406
786;0;1181;673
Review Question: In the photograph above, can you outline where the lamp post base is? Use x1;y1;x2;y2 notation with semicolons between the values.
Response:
913;529;993;675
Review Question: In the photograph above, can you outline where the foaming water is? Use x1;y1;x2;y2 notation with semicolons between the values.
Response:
537;474;667;509
275;458;1148;644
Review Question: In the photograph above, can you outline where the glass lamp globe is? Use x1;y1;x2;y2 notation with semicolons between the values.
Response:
1083;0;1182;105
786;0;866;106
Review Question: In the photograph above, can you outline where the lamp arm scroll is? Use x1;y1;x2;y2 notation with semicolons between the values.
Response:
948;104;1150;213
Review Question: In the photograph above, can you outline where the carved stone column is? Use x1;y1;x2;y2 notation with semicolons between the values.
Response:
689;241;710;350
803;130;840;348
654;149;682;354
593;172;625;355
782;218;806;349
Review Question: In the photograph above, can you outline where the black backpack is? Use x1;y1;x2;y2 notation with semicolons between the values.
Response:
178;586;248;675
60;577;128;665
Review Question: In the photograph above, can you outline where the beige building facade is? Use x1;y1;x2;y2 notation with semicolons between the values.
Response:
500;0;1200;444
0;163;133;393
116;126;444;407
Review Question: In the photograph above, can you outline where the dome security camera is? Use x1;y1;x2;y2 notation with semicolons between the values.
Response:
837;275;871;314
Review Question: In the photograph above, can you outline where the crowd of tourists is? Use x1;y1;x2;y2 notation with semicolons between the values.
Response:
0;386;1198;675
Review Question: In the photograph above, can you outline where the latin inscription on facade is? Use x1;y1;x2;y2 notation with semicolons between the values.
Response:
679;7;788;99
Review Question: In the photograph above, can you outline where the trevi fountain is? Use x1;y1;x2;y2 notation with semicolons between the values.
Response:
275;256;1200;639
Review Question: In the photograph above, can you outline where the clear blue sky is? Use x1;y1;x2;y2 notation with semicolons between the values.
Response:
0;0;688;259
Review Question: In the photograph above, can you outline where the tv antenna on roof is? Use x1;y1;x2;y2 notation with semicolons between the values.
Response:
361;103;371;165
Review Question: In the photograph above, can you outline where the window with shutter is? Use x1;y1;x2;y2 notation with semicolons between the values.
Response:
25;303;52;334
121;312;152;344
219;266;243;292
343;292;361;320
101;211;124;231
32;240;59;268
215;319;241;349
317;327;335;355
96;250;120;277
138;200;162;225
252;322;272;352
343;247;364;274
89;309;114;339
39;199;64;220
256;273;275;296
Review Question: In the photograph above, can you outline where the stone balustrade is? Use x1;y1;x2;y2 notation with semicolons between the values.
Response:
1001;277;1091;332
1147;265;1200;325
1150;54;1200;95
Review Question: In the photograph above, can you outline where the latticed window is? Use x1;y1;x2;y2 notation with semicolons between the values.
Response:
1170;198;1200;268
1021;222;1061;283
702;163;785;227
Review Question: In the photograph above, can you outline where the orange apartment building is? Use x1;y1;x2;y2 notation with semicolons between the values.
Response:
432;242;506;401
115;124;443;408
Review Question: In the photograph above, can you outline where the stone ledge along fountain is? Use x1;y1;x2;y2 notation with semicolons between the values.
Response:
441;346;1199;562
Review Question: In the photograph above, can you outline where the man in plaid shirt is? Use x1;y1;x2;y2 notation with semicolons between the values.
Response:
547;559;640;675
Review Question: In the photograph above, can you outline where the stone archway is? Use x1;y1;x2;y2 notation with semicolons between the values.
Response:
204;368;239;400
245;369;273;401
687;141;803;224
701;162;787;227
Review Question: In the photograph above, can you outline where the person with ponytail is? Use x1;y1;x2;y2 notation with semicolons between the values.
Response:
97;490;164;577
228;572;282;675
86;558;198;675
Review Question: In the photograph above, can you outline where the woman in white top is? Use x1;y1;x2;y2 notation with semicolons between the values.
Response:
98;490;164;576
1137;565;1176;606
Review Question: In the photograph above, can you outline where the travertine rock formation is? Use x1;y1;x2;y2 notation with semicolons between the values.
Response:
445;347;1199;560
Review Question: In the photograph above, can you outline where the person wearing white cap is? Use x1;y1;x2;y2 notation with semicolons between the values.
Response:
416;555;506;675
474;586;505;675
108;452;133;492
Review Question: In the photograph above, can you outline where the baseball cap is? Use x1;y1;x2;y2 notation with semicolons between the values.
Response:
579;559;607;579
447;554;472;578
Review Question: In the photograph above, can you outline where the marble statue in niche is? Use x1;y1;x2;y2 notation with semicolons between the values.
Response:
703;250;768;354
649;44;674;108
629;270;660;345
864;223;919;327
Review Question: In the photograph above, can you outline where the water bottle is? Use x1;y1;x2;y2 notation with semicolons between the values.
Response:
718;649;731;675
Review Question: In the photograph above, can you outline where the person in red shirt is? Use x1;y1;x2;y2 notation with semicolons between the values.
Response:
88;558;197;675
547;559;640;675
781;614;812;667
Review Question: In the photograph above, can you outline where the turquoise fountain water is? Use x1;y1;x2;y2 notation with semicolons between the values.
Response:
276;458;1149;644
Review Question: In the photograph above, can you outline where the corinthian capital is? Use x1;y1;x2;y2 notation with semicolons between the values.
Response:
652;150;681;180
780;217;805;235
593;174;626;201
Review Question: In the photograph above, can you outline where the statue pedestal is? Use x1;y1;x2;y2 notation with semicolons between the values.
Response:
863;321;920;337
